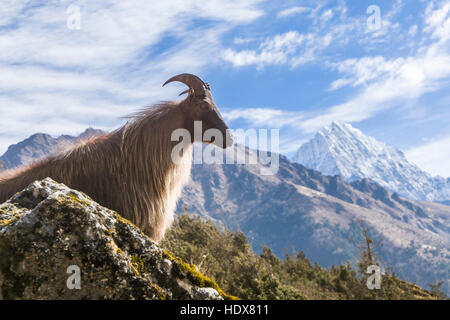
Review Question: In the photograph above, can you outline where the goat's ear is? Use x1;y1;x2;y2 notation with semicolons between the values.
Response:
178;89;190;97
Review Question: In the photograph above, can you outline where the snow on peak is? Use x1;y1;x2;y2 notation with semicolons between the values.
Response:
293;121;450;202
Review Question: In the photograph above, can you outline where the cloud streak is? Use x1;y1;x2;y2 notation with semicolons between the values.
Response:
277;6;310;18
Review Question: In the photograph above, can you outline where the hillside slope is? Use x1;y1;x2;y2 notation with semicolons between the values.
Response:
162;214;441;300
179;145;450;293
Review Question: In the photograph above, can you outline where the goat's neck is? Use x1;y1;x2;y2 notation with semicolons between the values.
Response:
122;106;193;185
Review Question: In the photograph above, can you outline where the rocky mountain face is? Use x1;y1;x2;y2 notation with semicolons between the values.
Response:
1;132;449;294
0;128;104;170
0;178;227;300
293;121;450;202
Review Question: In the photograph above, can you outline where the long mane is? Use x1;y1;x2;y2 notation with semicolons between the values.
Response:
0;101;193;242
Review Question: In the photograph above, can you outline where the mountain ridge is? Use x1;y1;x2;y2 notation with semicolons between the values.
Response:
0;128;104;170
293;121;450;202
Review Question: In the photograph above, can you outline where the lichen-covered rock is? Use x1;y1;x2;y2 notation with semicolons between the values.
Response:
0;178;226;300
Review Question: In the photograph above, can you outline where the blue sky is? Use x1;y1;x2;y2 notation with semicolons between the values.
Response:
0;0;449;176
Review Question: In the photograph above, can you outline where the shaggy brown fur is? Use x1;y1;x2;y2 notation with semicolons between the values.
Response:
0;102;195;242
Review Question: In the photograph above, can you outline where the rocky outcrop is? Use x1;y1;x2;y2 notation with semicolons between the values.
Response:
0;178;229;300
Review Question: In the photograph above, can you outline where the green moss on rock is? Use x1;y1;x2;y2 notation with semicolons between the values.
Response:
131;255;149;275
0;219;12;226
162;249;239;300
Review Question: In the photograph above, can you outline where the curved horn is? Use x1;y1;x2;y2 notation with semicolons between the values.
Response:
163;73;208;96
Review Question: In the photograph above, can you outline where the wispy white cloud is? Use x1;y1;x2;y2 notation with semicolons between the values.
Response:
424;0;450;43
328;56;405;90
320;9;334;23
408;24;419;37
221;0;414;70
223;107;305;128
0;1;28;26
221;2;361;69
300;48;450;133
222;28;338;69
276;6;310;18
222;31;315;68
223;107;309;154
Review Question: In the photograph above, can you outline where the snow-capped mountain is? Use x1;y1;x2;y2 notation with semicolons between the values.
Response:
293;121;450;202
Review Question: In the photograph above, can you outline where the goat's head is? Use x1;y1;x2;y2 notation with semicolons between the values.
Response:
163;73;233;149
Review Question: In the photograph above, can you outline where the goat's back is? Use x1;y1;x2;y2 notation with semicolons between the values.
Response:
0;132;121;207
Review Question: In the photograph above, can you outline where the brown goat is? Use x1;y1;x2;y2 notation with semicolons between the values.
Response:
0;73;233;242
